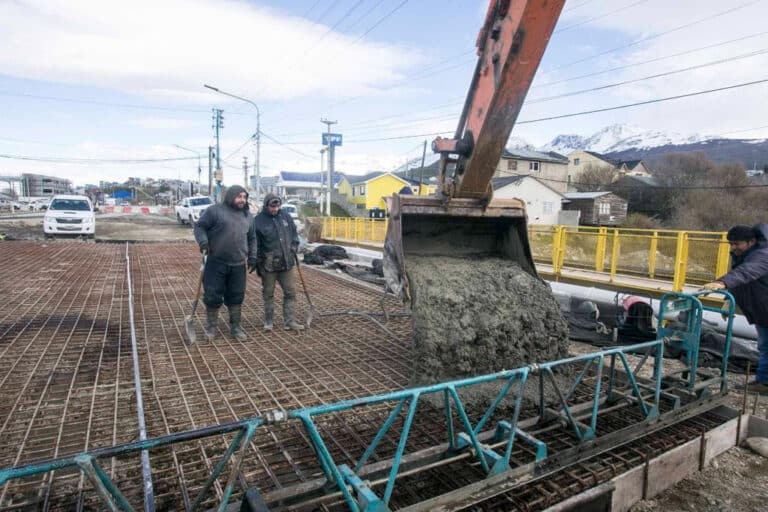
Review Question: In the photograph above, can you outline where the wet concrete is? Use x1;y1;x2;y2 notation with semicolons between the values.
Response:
406;256;569;385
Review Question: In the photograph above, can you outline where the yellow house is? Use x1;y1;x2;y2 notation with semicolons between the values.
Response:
346;172;412;210
401;177;437;196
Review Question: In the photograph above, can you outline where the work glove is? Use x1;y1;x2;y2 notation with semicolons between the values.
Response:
247;256;258;274
701;281;725;291
199;242;209;254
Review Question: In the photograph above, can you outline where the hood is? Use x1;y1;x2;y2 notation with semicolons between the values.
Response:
224;185;249;210
755;223;768;246
262;193;281;215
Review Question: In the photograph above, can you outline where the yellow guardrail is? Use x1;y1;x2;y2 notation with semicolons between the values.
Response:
318;217;730;292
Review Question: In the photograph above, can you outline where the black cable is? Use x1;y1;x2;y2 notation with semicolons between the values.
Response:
259;131;317;160
0;154;198;164
554;0;649;34
353;0;409;43
544;0;764;72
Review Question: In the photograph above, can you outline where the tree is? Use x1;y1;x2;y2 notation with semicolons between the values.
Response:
574;163;616;192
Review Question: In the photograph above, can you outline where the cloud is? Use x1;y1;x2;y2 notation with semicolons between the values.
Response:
128;117;198;130
0;0;425;102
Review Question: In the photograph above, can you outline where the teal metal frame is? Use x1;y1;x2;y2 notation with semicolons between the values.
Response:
0;292;735;512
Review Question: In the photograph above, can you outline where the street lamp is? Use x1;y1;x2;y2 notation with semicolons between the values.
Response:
203;84;261;204
173;144;202;195
319;148;327;216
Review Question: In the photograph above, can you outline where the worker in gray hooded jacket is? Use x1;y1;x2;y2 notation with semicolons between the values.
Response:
252;193;303;331
193;185;258;341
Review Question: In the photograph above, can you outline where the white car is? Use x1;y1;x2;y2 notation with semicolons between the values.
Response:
43;195;95;238
281;204;299;220
175;196;213;225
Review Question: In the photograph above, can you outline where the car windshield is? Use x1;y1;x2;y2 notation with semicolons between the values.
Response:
282;205;296;212
190;197;212;207
49;199;91;211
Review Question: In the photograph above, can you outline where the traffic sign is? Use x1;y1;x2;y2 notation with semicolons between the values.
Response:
322;133;343;146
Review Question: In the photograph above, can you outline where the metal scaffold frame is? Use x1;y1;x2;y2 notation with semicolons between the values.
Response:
0;288;737;512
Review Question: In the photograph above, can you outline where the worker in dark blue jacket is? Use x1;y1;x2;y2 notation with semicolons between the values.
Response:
703;223;768;394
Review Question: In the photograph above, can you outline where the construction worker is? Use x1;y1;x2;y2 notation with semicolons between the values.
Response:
703;223;768;394
253;193;303;332
193;185;258;341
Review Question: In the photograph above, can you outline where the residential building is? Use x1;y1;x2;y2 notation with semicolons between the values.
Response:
566;150;617;186
495;149;569;193
492;175;566;225
339;172;412;211
21;173;71;196
617;159;652;177
276;171;344;200
608;174;667;218
563;191;628;226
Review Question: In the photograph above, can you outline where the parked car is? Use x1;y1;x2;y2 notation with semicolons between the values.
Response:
175;195;213;225
281;204;299;221
43;195;95;238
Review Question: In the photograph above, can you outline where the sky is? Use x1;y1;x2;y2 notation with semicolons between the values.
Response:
1;0;767;188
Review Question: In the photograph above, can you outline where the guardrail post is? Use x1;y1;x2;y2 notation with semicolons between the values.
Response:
552;226;565;275
595;227;607;272
715;232;730;279
609;229;620;283
673;231;689;292
649;231;659;279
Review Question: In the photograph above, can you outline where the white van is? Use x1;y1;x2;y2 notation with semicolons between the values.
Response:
43;195;96;238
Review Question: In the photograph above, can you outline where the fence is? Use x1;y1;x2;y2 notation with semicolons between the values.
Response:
318;218;730;291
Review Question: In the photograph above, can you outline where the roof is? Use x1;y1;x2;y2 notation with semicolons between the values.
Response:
564;191;612;199
347;171;386;184
618;159;643;168
279;171;344;185
493;174;566;197
583;150;619;165
502;148;569;164
615;174;659;187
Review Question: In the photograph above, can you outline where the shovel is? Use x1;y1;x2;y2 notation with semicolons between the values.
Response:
184;252;207;343
294;252;314;328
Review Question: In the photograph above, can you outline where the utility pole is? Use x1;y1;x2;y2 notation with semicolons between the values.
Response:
321;118;337;217
319;148;327;215
212;108;224;202
208;146;214;197
419;139;427;196
243;156;249;190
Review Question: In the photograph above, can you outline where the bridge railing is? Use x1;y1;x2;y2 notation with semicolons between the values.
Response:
317;217;730;292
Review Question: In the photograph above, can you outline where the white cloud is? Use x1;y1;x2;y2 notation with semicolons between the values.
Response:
0;0;425;102
128;117;198;130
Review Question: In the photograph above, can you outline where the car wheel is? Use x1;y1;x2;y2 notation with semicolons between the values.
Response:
177;213;185;225
189;215;194;226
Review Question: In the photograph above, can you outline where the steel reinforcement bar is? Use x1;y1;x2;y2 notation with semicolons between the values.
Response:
0;339;678;512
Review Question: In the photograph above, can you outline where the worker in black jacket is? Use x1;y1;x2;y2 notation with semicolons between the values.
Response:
253;193;303;331
193;185;258;341
703;223;768;394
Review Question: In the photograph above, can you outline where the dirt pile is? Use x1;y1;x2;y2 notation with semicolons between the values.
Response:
406;256;569;385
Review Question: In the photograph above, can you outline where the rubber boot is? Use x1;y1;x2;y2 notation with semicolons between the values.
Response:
283;298;304;331
263;299;274;332
228;304;248;341
204;307;219;341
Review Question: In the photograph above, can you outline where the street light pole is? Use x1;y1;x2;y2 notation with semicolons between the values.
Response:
319;148;327;215
203;84;261;203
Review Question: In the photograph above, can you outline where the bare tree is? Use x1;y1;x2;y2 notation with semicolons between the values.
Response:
574;164;616;192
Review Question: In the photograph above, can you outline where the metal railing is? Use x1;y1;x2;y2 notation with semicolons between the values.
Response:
317;218;730;292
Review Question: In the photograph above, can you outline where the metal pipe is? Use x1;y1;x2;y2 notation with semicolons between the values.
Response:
125;243;154;512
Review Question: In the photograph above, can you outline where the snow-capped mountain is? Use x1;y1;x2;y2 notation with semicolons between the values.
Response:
539;124;708;154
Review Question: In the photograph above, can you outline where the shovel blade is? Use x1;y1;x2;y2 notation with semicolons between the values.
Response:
184;315;197;344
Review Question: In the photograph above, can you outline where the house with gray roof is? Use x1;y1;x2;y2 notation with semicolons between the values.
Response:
495;148;569;194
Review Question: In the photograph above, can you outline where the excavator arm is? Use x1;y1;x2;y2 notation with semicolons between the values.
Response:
434;0;565;200
383;0;565;302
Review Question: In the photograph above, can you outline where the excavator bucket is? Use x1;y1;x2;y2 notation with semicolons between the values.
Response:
383;193;537;302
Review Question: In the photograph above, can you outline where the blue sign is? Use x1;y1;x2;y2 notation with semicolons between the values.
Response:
322;133;343;146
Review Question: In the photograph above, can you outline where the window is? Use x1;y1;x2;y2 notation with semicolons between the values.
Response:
529;161;540;172
507;159;517;171
359;185;366;195
598;202;610;215
543;201;553;214
574;158;580;166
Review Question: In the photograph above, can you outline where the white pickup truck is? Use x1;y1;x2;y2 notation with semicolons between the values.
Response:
175;196;213;225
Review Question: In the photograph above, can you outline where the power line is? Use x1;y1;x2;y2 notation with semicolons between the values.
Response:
303;0;322;19
562;0;601;13
259;131;317;160
544;0;764;72
527;48;768;104
522;174;768;191
517;77;768;124
353;0;409;43
0;154;199;164
554;0;649;34
315;0;342;23
536;29;768;89
224;132;257;161
342;0;387;33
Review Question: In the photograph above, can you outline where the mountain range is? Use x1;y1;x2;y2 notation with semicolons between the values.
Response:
509;124;768;170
